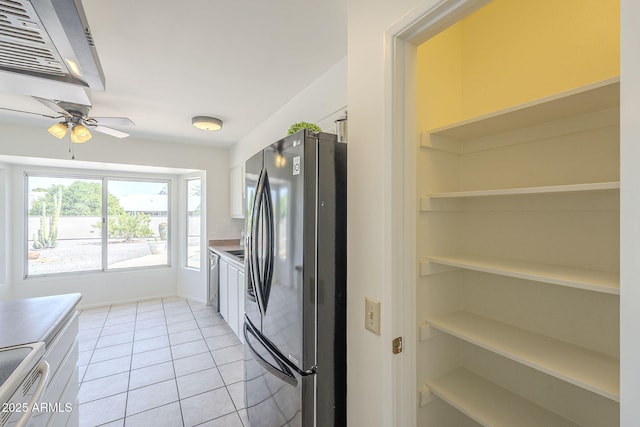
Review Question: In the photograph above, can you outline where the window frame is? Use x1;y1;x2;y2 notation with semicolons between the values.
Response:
24;171;172;278
185;177;202;270
105;177;171;271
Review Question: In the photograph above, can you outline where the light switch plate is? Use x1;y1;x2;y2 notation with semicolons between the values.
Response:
365;297;381;335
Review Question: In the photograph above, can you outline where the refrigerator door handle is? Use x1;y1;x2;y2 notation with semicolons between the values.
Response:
246;316;316;377
249;168;266;312
246;175;257;303
250;168;275;316
244;321;298;387
262;171;275;308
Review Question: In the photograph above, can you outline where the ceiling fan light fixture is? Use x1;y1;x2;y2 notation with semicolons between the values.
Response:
48;122;68;139
192;116;222;131
71;124;92;143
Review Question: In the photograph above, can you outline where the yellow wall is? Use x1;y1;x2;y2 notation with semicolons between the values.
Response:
417;0;620;131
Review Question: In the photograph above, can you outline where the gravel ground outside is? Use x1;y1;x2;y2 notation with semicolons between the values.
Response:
27;239;165;275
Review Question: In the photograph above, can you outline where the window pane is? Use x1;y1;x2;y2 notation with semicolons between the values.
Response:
187;178;201;269
106;180;169;269
27;176;102;276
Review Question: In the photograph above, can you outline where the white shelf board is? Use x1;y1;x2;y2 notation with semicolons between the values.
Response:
427;78;619;141
425;254;619;295
427;182;620;200
426;368;579;427
427;311;620;401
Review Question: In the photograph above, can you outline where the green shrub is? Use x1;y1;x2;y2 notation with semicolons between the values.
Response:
287;122;321;135
94;212;154;242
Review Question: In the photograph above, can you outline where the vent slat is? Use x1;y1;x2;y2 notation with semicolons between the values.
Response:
0;57;63;69
0;48;56;61
0;27;44;43
0;54;61;66
0;64;66;76
0;60;66;76
0;48;57;62
0;1;29;19
0;40;55;56
0;18;40;33
0;53;63;70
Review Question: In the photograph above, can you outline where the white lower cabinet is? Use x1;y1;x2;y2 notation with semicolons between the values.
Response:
218;256;245;343
237;270;245;344
219;260;229;321
33;312;79;427
227;266;239;337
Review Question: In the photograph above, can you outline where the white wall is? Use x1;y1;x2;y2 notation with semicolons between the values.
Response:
620;0;640;423
230;57;347;167
350;1;638;426
177;171;208;304
0;121;232;306
0;164;10;300
347;0;437;425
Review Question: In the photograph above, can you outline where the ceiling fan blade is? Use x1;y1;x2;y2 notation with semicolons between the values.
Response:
90;117;135;127
90;124;130;138
32;96;74;117
0;106;59;119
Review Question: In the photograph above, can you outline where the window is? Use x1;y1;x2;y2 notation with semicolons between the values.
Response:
186;178;201;269
27;176;103;275
107;180;169;269
26;173;170;277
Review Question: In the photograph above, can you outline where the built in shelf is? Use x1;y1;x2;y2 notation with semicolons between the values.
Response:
425;181;620;200
422;254;619;295
427;311;619;401
426;368;579;427
425;79;619;142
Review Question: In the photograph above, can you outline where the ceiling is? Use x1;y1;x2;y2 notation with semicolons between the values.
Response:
0;0;347;148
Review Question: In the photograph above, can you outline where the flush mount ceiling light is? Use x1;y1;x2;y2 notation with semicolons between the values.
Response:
192;116;223;131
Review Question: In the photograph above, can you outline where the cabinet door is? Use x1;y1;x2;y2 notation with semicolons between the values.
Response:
230;164;245;218
227;265;239;336
237;270;245;343
219;260;229;321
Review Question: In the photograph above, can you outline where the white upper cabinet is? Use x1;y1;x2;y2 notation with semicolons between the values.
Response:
230;164;245;218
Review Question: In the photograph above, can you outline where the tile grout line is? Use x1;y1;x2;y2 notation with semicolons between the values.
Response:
120;301;138;425
164;298;187;427
187;299;244;427
78;298;246;427
79;310;108;382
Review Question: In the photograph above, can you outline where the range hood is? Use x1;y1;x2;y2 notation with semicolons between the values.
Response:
0;0;105;91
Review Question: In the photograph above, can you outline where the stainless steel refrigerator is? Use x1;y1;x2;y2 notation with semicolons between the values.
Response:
243;129;347;426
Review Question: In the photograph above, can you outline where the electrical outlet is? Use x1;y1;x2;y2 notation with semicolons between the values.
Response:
365;297;381;335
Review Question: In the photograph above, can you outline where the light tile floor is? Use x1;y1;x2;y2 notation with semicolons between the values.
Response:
77;297;248;427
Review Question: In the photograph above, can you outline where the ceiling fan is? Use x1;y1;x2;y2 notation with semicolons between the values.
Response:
0;96;135;143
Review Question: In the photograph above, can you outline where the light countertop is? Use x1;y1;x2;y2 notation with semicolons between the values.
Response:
209;243;245;269
0;293;82;348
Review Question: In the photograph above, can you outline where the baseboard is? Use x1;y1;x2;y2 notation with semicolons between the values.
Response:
77;293;178;310
177;292;207;306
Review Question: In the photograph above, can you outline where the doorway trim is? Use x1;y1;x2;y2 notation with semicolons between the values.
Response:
383;0;491;424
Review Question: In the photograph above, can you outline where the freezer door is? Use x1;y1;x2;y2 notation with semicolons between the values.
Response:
244;318;313;427
261;133;316;372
